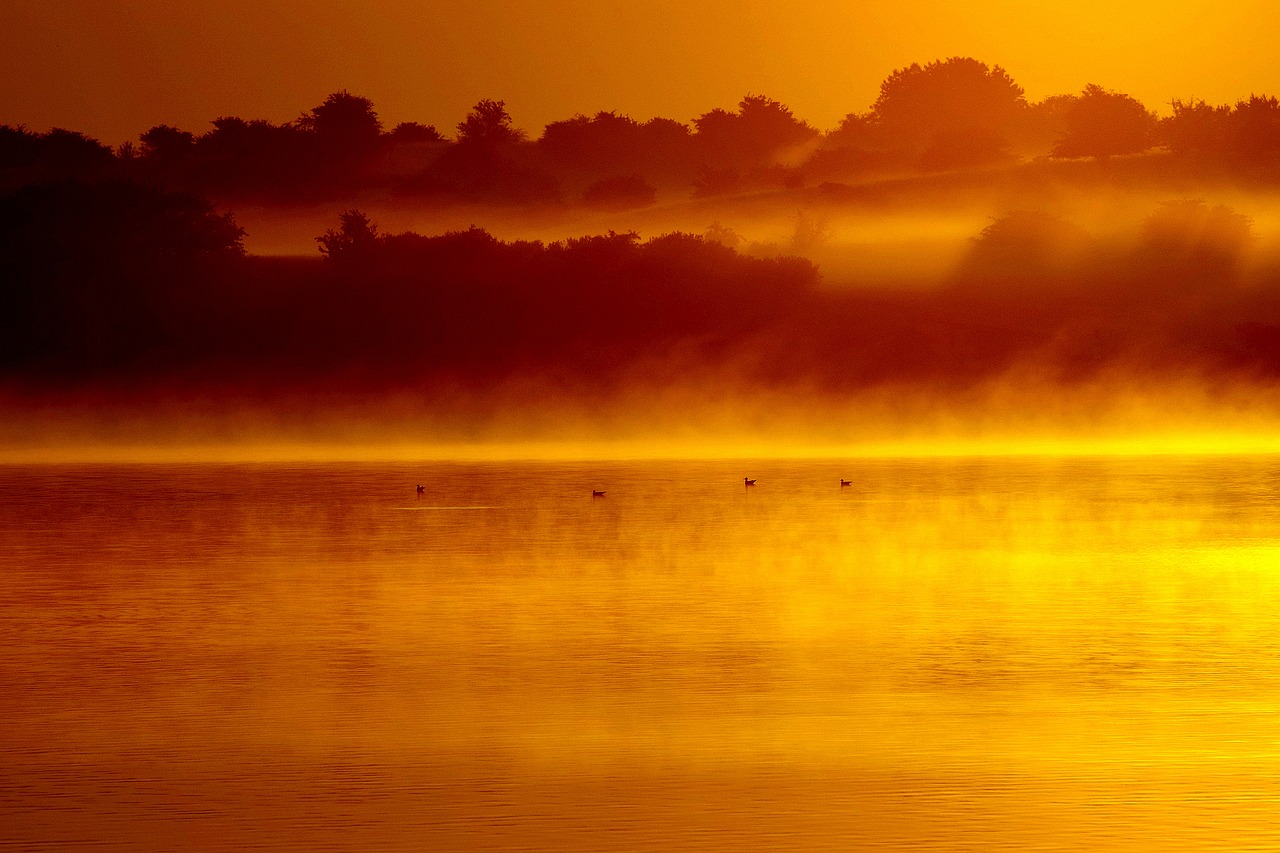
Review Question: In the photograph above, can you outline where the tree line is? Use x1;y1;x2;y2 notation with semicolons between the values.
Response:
3;58;1278;206
2;180;1279;395
0;180;815;387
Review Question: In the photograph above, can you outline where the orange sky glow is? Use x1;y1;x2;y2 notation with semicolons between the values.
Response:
5;0;1278;144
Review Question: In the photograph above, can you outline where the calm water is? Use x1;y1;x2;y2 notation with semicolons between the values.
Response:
3;456;1280;850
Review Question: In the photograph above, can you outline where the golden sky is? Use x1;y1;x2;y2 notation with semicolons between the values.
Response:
3;0;1278;143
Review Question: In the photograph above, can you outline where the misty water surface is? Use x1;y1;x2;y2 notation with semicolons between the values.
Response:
3;457;1280;851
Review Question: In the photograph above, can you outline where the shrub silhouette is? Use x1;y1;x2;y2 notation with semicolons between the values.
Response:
960;210;1093;282
386;122;444;144
1141;199;1254;272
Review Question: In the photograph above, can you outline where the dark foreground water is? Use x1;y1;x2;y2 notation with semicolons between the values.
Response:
3;456;1280;850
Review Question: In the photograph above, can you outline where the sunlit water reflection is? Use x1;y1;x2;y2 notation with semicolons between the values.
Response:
3;457;1280;850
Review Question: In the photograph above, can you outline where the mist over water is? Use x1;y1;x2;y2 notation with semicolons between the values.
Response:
8;54;1280;851
4;457;1280;850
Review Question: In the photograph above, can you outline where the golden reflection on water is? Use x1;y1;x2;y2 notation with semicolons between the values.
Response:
3;457;1280;850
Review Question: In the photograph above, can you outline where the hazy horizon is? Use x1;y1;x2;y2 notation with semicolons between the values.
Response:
5;1;1279;145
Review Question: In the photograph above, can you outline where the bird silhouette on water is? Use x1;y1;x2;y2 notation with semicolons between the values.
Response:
744;477;756;486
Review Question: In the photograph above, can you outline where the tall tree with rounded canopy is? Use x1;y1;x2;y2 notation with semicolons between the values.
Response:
1053;84;1157;159
298;90;383;151
871;57;1027;147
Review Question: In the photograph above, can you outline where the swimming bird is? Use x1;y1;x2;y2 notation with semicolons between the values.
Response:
416;484;425;494
592;490;606;497
744;477;756;486
840;479;852;487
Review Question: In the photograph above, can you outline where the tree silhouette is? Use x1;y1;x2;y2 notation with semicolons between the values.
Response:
823;112;879;149
693;95;817;169
457;99;526;147
419;100;559;201
1053;84;1156;159
135;125;198;187
316;209;380;264
1227;95;1280;165
635;117;696;178
1160;95;1280;175
193;116;312;194
298;90;383;153
537;111;695;189
542;111;639;159
1163;99;1230;156
39;129;117;173
803;112;900;180
139;125;197;159
0;125;44;174
293;91;386;193
871;58;1027;156
0;128;117;183
835;58;1033;171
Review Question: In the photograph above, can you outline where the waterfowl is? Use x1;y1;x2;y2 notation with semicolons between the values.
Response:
592;490;606;497
840;479;852;487
744;477;757;486
416;484;425;494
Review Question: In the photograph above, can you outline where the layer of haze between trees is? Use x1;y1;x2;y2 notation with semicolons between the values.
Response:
4;57;1280;444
